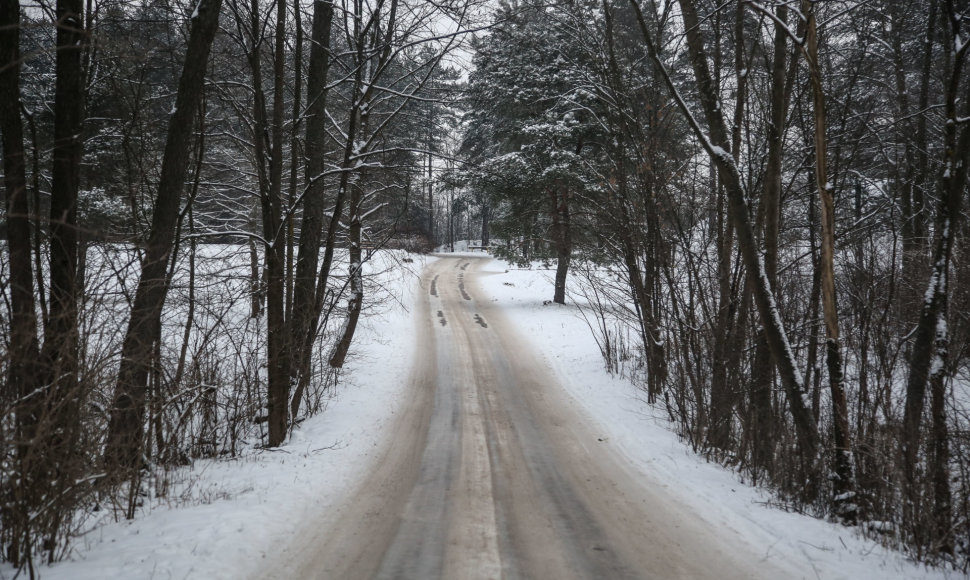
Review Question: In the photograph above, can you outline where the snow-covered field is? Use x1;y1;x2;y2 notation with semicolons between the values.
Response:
3;253;959;579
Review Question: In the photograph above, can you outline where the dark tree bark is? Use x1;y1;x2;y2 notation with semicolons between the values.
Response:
40;0;86;473
0;0;43;566
266;0;290;445
38;0;86;561
43;0;84;374
551;188;571;305
0;0;40;412
929;298;952;553
480;201;489;247
901;0;969;548
896;0;938;316
104;0;224;472
285;0;304;323
600;0;666;407
708;5;741;453
749;0;793;474
243;0;291;448
325;1;376;371
427;99;436;246
329;75;373;370
288;0;334;418
709;176;736;450
328;172;364;369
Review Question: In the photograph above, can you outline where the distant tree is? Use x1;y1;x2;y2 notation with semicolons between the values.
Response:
465;0;603;303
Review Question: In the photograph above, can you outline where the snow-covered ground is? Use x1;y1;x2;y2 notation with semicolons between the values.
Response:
0;253;434;580
3;253;959;579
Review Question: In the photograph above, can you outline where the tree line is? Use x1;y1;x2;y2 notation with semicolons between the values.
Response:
0;0;469;573
462;0;969;568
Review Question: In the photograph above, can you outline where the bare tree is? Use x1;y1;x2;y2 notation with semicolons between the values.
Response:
0;0;43;567
774;0;856;519
901;0;970;552
629;0;820;469
104;0;225;473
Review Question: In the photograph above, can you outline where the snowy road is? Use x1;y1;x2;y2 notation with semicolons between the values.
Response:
272;256;784;579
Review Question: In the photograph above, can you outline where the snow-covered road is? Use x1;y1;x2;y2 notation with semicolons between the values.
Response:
269;256;786;579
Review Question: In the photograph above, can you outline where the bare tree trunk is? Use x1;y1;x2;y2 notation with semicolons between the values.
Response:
800;0;855;519
286;0;304;323
288;0;334;418
601;0;666;409
550;188;570;304
427;103;435;246
480;202;489;246
328;0;407;368
105;0;223;472
329;83;372;370
702;6;733;452
709;178;735;450
0;0;43;566
38;5;86;518
0;0;40;411
734;2;777;469
43;0;84;386
249;238;262;317
257;0;291;447
25;109;48;323
929;298;952;553
292;0;400;410
901;2;969;548
34;0;86;559
898;0;938;316
174;205;196;394
449;186;455;252
645;208;666;403
328;174;364;369
750;0;795;475
708;6;742;453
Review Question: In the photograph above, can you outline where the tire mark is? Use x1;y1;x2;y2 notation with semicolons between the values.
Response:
430;275;439;297
460;262;469;271
457;272;471;301
437;310;447;326
474;314;488;328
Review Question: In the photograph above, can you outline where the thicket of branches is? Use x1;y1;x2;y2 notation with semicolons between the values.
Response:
463;0;970;568
0;0;469;573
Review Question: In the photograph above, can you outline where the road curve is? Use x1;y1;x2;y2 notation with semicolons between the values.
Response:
268;256;782;579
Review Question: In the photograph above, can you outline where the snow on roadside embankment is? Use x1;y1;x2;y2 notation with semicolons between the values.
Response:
475;257;956;580
6;253;434;580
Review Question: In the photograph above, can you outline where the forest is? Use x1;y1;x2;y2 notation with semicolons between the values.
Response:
1;0;969;574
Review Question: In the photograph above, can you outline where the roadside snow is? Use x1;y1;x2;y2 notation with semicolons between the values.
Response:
474;257;956;580
2;253;433;580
